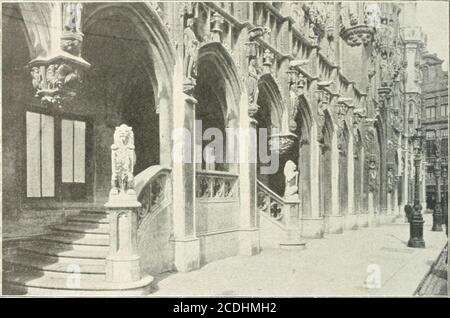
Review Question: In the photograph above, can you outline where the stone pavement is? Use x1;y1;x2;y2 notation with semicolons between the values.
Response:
153;214;448;296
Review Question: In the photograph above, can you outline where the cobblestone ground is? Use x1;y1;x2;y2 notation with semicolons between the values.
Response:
153;214;448;297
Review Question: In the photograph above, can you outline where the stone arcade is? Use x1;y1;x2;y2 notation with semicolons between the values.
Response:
2;2;443;295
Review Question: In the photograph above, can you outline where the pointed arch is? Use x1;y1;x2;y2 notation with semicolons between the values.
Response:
257;73;283;129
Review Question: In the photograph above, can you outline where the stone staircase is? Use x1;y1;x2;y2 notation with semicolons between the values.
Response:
3;210;153;296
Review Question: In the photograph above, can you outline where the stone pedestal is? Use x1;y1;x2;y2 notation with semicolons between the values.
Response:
301;217;325;238
105;198;142;283
279;199;306;249
344;213;358;230
324;215;343;234
357;213;369;228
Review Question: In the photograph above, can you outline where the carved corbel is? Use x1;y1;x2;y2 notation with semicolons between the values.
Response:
211;12;224;42
262;49;275;74
29;3;90;108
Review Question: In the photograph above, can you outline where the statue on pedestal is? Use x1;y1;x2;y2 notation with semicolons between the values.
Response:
283;160;299;200
63;3;83;33
183;18;199;83
247;56;260;116
368;160;378;192
109;124;137;199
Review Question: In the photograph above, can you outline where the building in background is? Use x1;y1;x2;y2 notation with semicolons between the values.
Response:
421;53;449;209
2;2;447;295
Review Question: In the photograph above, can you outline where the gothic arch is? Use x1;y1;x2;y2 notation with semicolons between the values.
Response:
83;2;175;99
197;42;242;124
257;73;283;130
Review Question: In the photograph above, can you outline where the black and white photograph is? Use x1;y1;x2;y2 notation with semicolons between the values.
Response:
1;1;449;298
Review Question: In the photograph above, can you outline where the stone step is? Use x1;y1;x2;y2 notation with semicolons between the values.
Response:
79;210;107;217
3;271;154;296
4;253;106;276
67;214;109;224
19;241;108;260
49;223;109;235
37;233;109;247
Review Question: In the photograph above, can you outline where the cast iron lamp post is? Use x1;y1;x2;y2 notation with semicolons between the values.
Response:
432;130;444;231
432;157;443;231
408;128;425;248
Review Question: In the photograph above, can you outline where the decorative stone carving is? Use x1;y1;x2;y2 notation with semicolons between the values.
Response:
62;3;83;33
109;124;137;201
61;3;84;56
247;56;260;118
30;62;82;108
387;167;395;193
316;83;331;143
262;49;275;74
269;133;298;155
368;159;378;192
183;17;199;88
211;12;224;42
339;2;375;46
245;27;269;120
283;160;299;200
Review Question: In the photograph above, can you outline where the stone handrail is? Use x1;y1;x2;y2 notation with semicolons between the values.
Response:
257;180;286;224
196;170;238;200
135;165;172;226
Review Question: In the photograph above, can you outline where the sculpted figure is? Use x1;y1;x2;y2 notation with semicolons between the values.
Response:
283;160;299;199
247;57;260;109
183;18;199;82
31;67;42;91
63;3;83;33
368;160;378;192
110;124;137;197
387;168;394;193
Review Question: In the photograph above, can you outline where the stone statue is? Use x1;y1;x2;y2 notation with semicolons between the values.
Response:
387;168;394;193
380;52;392;86
247;57;260;111
283;160;299;200
368;160;378;192
63;3;83;33
30;67;43;91
434;130;442;158
183;18;199;82
110;124;137;198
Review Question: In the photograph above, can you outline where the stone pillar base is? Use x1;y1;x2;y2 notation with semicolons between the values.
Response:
344;214;358;230
106;254;141;283
172;237;200;272
367;213;378;227
357;213;369;228
301;217;325;238
238;228;260;256
325;215;344;234
279;229;307;250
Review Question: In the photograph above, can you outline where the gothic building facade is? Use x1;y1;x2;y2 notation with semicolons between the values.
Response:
1;2;440;295
420;53;449;208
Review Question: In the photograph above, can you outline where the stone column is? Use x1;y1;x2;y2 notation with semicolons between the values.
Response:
238;105;260;255
171;55;200;271
310;124;320;219
327;130;343;234
367;156;378;226
347;132;355;229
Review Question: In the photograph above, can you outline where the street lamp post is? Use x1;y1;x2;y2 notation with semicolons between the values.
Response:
432;158;443;231
408;128;425;248
432;130;443;231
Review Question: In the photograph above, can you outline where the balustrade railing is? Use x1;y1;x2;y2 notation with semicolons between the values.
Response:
135;165;171;226
196;170;238;200
257;180;286;225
